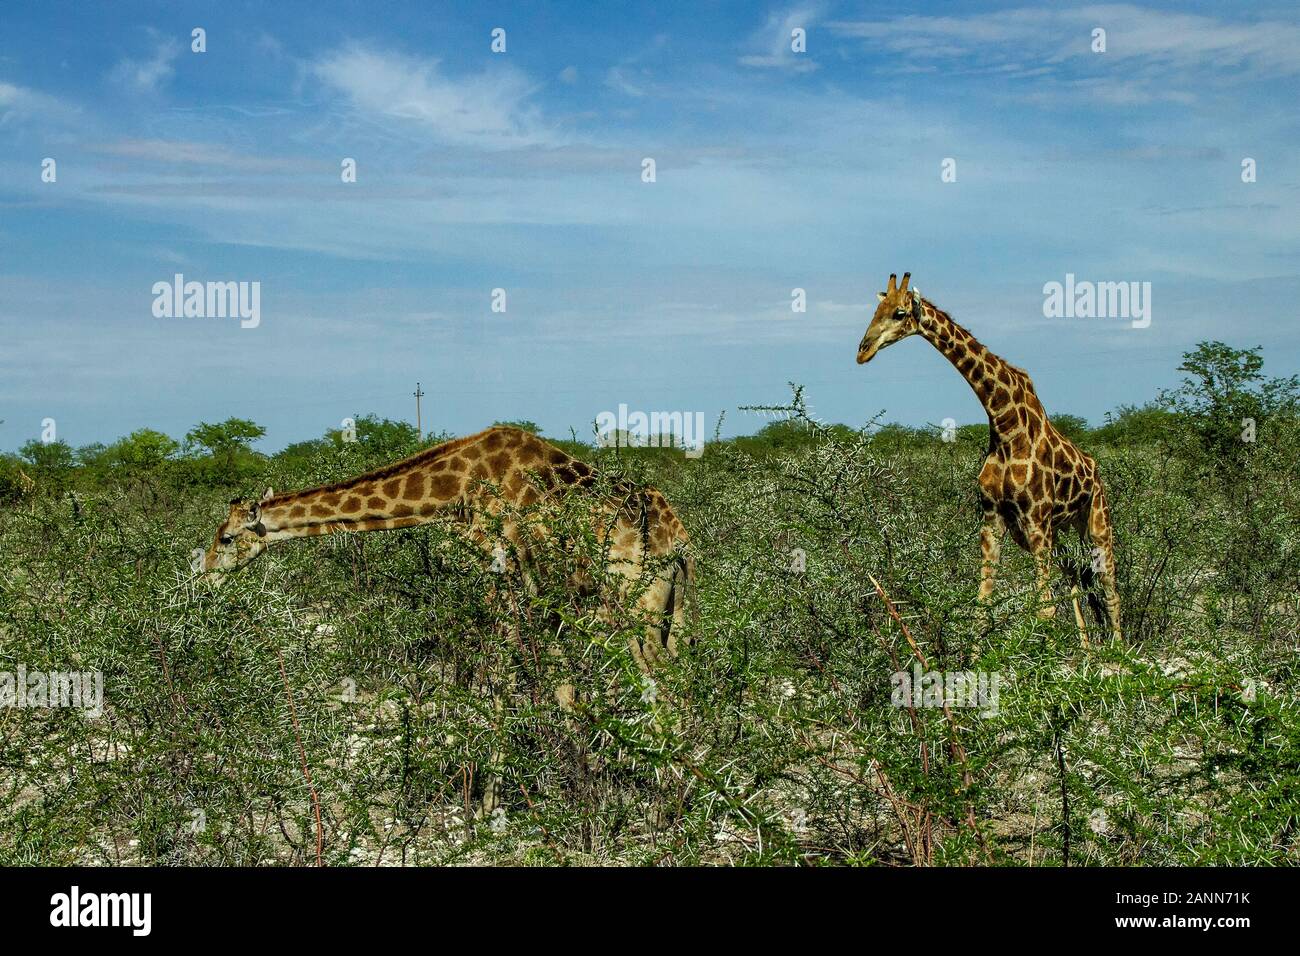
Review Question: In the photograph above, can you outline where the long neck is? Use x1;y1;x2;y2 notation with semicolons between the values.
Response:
915;298;1024;435
256;435;490;541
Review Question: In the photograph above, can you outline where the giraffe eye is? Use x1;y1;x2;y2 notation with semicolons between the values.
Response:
220;534;234;545
894;308;908;318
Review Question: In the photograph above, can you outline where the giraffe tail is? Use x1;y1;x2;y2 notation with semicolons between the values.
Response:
1065;546;1107;634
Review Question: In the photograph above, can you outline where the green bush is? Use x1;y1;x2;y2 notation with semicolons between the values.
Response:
1;345;1297;865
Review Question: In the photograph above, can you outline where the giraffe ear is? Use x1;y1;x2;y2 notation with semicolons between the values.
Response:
911;289;922;311
877;292;886;302
261;487;274;502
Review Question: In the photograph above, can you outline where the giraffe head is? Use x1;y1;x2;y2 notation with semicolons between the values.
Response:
856;272;922;365
202;489;273;574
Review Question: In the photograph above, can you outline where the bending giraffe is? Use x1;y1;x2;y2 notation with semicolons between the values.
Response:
855;272;1122;643
201;425;694;667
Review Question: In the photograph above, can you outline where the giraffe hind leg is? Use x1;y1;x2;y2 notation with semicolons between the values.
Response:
1073;537;1110;641
1070;585;1090;648
1086;485;1124;642
1056;548;1091;648
665;558;689;658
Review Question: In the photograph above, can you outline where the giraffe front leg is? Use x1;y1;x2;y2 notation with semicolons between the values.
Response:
976;502;1005;652
978;504;1004;607
973;504;1005;659
1034;555;1056;619
1030;527;1057;621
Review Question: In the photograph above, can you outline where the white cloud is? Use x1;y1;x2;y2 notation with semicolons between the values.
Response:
0;81;76;125
109;33;181;93
312;45;551;148
1076;3;1300;74
90;138;308;172
559;65;578;84
604;66;646;97
826;5;1300;108
740;5;823;72
602;33;669;97
829;5;1300;76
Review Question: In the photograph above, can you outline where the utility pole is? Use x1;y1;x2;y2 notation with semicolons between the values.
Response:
413;382;425;441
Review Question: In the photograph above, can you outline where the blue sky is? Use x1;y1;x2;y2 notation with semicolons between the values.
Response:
2;0;1298;452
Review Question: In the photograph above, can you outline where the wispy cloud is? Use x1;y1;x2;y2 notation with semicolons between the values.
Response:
0;80;76;126
603;66;646;97
739;5;823;72
602;33;669;98
90;138;310;172
109;31;181;94
826;5;1300;108
311;44;551;148
1;2;1296;448
829;5;1300;76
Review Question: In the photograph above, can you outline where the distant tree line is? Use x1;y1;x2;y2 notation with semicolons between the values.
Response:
1;342;1295;502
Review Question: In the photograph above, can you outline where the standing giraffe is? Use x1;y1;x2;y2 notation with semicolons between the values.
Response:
202;425;694;667
855;273;1122;643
